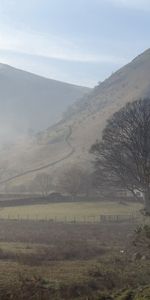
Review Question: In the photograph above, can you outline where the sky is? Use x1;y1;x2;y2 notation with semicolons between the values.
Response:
0;0;150;87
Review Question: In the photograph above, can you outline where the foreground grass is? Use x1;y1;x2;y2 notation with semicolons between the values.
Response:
0;219;148;299
0;201;143;221
0;253;149;299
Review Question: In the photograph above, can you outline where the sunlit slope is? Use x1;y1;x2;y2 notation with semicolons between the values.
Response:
39;49;150;172
62;48;150;157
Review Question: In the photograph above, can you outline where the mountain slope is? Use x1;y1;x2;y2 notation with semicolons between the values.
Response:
1;49;150;187
0;63;90;141
61;48;150;154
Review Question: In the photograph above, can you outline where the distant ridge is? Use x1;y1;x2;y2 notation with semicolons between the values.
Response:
0;63;90;140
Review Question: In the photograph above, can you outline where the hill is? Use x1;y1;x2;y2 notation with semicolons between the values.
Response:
0;63;89;142
1;49;150;189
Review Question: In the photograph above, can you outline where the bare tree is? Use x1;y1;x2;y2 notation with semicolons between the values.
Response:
58;166;90;200
91;98;150;214
33;173;52;197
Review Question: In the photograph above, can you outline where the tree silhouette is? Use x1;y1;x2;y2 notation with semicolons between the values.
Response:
91;98;150;214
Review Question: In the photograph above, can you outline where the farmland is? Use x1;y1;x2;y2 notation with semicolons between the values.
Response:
0;200;143;221
0;200;148;299
0;218;149;299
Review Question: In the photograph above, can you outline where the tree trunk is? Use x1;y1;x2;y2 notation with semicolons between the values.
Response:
144;188;150;215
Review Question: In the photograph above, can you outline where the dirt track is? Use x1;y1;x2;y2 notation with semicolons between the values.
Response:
0;125;75;185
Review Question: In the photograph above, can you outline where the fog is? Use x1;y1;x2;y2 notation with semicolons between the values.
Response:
0;63;89;145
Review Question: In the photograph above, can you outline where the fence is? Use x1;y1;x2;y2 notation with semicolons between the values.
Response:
0;213;140;224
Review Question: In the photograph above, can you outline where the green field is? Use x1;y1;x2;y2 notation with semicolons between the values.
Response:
0;201;143;221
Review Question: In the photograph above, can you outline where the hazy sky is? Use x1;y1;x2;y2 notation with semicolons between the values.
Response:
0;0;150;87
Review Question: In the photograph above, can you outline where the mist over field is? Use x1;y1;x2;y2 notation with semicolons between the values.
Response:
0;1;149;299
0;64;89;144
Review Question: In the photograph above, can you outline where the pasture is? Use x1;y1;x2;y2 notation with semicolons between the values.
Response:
0;200;143;221
0;200;148;300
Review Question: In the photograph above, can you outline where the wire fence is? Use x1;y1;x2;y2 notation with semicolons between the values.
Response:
0;213;141;224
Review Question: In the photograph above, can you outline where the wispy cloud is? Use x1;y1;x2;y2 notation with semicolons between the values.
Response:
106;0;150;11
0;27;126;65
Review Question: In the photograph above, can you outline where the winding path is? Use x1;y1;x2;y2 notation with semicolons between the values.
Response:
0;125;75;185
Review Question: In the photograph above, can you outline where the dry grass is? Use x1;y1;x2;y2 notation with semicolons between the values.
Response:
0;201;143;221
0;219;148;299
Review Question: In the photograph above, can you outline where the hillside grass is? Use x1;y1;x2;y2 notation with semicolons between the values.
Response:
0;201;143;221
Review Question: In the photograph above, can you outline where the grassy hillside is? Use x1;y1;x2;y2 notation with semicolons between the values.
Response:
1;49;150;188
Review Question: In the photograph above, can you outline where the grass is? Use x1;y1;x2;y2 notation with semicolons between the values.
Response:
0;200;147;299
0;248;149;299
0;219;148;299
0;242;39;254
0;201;143;221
